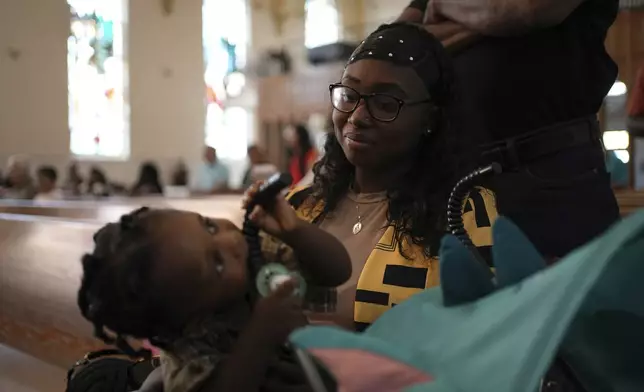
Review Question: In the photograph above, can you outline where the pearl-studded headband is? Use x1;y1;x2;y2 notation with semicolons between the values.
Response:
347;22;446;104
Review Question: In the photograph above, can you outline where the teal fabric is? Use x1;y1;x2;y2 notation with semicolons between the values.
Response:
290;213;644;392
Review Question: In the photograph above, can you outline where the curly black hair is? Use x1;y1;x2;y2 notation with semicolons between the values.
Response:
311;24;473;259
77;207;170;358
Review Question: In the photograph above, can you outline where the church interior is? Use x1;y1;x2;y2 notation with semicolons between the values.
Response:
1;0;643;391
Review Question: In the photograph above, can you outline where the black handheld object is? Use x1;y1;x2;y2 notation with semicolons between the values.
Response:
242;173;293;301
246;172;293;210
446;163;501;268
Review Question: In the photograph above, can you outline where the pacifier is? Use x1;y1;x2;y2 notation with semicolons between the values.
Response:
256;263;307;298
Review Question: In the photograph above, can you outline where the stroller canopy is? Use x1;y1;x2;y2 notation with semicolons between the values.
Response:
291;213;644;392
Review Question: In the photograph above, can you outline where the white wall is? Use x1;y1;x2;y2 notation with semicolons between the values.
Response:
0;0;205;185
367;0;410;26
0;0;406;186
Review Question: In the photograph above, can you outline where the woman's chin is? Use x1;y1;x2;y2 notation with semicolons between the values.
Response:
343;145;377;168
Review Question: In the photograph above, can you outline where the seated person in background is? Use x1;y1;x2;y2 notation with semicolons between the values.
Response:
193;146;230;194
131;162;164;196
0;155;36;199
76;185;351;392
63;162;84;196
241;145;278;189
34;166;63;201
171;160;189;186
85;167;111;197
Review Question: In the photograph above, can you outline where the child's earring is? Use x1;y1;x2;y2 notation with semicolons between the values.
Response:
426;129;432;135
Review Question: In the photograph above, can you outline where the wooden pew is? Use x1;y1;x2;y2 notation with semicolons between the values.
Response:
0;204;135;222
0;195;245;226
0;215;104;368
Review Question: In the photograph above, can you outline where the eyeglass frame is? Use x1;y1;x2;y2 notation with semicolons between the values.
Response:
328;83;432;123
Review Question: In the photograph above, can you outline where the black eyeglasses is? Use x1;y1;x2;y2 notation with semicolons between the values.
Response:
329;83;432;122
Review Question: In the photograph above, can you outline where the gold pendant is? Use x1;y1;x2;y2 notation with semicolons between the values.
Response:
352;222;362;235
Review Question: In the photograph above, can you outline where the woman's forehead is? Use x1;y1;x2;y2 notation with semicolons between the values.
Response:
343;60;427;97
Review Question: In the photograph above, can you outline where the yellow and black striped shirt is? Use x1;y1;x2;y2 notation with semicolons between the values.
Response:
283;186;498;331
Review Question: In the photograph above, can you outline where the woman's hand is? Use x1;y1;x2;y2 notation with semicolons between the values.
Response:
251;279;308;346
421;21;481;53
242;181;300;237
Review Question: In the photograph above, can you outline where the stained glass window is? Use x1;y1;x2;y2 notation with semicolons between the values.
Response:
305;0;340;49
68;0;128;158
203;0;250;159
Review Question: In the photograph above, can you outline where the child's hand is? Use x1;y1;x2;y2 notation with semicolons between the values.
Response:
242;181;300;237
251;279;307;345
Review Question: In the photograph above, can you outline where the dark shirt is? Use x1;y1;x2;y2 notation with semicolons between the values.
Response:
452;0;619;144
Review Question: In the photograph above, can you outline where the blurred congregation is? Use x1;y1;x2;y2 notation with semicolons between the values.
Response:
1;0;644;392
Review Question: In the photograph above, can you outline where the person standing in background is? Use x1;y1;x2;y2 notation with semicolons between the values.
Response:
628;64;644;137
193;146;230;194
397;0;620;261
284;124;317;184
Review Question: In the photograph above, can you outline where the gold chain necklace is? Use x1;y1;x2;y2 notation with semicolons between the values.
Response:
352;203;362;235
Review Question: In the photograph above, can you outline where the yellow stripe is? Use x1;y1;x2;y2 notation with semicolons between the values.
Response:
354;302;391;324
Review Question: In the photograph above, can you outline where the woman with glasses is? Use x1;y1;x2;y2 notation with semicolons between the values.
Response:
285;22;498;331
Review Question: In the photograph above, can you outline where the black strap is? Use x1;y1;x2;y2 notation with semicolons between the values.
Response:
287;187;314;209
480;115;601;170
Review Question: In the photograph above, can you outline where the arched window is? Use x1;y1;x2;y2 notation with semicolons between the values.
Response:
67;0;129;158
305;0;340;49
203;0;251;160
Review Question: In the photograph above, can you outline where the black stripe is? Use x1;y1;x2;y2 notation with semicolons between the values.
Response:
374;226;397;252
463;199;473;213
287;187;314;209
476;245;494;267
382;265;428;289
374;241;396;252
354;322;371;332
469;191;491;227
355;289;389;305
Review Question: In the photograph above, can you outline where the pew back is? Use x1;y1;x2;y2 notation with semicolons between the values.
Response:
0;215;104;367
0;195;245;226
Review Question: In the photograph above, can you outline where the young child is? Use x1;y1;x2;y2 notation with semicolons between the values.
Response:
76;183;351;392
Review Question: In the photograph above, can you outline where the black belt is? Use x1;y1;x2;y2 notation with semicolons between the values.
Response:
480;115;602;169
